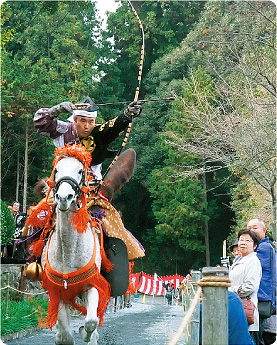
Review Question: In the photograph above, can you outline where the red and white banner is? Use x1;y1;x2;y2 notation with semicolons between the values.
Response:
134;272;186;296
161;275;185;290
131;272;141;290
136;272;165;295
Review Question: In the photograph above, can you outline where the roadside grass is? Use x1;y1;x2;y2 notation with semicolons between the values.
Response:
1;296;49;336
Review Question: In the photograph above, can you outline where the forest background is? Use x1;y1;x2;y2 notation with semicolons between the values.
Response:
1;1;276;275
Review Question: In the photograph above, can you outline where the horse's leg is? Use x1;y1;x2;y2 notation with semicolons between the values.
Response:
55;301;74;345
79;287;99;343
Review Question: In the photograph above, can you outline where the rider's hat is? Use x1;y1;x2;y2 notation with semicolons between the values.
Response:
68;96;98;122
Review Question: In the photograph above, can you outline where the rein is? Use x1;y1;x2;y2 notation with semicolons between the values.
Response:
54;175;82;198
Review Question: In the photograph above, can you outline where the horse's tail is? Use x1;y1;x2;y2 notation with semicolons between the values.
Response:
100;148;136;201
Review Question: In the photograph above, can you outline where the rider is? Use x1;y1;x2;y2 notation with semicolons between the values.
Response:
33;97;145;267
33;96;142;180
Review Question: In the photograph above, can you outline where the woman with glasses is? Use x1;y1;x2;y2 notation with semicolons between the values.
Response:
229;229;262;344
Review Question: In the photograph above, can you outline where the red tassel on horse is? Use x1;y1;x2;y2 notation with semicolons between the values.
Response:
71;193;90;233
31;237;46;258
25;200;51;229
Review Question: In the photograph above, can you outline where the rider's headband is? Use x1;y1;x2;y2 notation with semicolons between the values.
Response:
67;110;97;122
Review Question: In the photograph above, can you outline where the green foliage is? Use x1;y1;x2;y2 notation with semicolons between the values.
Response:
95;1;206;105
145;165;207;274
1;0;274;275
1;297;49;336
1;1;102;204
1;200;15;245
1;3;15;48
134;1;275;272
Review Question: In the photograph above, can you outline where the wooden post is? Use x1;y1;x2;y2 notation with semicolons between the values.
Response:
202;267;228;345
4;273;10;315
189;270;201;345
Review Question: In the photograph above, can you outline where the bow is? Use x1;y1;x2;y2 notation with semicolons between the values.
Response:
95;1;145;196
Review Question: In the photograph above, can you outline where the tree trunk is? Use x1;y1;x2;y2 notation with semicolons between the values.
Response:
203;172;210;266
23;124;29;213
16;151;20;201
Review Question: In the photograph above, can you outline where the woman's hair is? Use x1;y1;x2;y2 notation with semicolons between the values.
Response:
237;228;260;247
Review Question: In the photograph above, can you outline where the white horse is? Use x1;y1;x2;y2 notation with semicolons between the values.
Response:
29;145;136;345
41;156;101;345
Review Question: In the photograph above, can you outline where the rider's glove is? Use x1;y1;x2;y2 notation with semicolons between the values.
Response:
49;102;76;118
123;101;143;120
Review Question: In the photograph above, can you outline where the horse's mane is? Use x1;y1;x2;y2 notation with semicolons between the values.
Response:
100;149;136;201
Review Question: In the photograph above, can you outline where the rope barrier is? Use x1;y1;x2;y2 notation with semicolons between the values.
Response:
167;287;202;345
1;285;47;296
167;275;230;345
196;276;231;288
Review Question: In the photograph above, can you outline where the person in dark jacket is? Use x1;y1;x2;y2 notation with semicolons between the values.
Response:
247;219;276;345
200;291;255;345
11;201;27;262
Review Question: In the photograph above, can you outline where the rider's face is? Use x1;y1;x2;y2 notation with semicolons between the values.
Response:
74;116;95;139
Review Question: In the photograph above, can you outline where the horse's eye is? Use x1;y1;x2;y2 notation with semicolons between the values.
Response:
78;169;83;175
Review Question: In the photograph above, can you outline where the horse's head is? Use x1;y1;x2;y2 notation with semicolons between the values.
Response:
54;157;85;211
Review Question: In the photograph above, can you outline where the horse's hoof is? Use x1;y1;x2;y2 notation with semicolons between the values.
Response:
79;326;92;343
55;332;75;345
79;318;98;343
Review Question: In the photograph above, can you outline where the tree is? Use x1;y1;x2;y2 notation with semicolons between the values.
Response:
94;1;206;107
146;165;207;274
1;1;103;206
164;1;276;236
1;200;15;245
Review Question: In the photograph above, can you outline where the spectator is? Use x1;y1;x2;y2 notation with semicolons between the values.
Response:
199;291;255;345
163;281;175;305
230;239;241;263
228;291;255;345
247;219;276;345
11;201;27;262
262;314;276;345
229;228;262;344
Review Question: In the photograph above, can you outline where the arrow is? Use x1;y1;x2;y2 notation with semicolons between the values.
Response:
95;97;175;106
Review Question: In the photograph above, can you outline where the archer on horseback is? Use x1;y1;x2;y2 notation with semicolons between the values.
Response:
33;96;142;180
30;97;145;294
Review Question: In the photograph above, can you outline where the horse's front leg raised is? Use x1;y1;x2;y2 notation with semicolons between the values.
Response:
79;287;99;344
55;301;75;345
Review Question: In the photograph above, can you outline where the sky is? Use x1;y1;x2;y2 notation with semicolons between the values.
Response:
95;0;120;28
